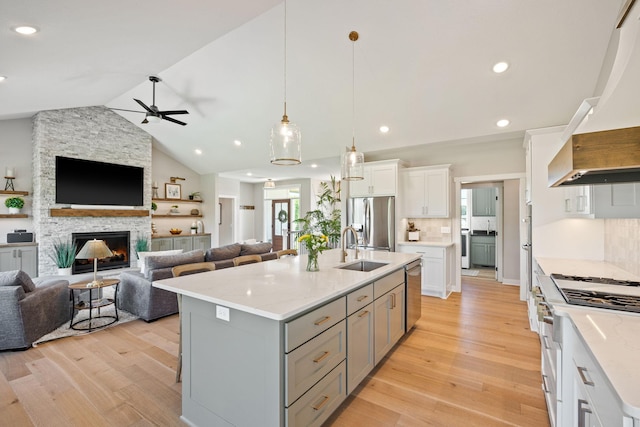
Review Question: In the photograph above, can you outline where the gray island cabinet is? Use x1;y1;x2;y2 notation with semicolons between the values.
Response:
154;249;419;427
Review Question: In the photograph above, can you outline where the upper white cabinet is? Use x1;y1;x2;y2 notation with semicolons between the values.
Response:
563;186;593;218
349;160;399;197
593;183;640;218
400;165;450;218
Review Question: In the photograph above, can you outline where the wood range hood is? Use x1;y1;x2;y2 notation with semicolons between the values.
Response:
548;126;640;187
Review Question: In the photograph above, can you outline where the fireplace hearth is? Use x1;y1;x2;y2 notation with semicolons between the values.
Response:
72;231;130;274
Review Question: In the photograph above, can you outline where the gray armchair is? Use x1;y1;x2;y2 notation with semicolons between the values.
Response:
0;270;70;351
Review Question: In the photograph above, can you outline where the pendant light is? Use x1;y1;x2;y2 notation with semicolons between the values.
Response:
341;31;365;181
270;0;301;165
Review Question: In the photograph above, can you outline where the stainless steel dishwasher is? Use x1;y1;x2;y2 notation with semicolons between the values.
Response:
405;259;422;329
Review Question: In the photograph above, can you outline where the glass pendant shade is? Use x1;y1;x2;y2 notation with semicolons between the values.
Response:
270;114;301;165
341;144;364;181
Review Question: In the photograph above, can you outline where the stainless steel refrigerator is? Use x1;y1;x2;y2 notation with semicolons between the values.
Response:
346;196;395;251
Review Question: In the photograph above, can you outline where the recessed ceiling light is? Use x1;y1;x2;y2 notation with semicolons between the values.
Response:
310;164;318;168
13;26;38;35
0;76;6;82
246;172;252;176
233;140;242;147
493;62;509;73
194;149;202;155
379;125;390;133
496;119;510;128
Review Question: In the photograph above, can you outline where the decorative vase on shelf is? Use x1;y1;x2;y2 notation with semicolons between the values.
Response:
9;207;20;214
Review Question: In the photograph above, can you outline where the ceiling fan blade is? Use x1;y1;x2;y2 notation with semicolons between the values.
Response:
162;115;187;126
134;99;153;113
158;110;189;115
110;107;145;114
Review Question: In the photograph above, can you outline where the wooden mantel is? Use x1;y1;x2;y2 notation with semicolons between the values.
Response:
50;209;149;218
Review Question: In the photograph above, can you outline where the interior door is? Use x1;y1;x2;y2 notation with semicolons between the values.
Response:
271;199;290;251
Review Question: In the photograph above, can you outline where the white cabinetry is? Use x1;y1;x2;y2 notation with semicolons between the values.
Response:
563;186;593;217
349;160;399;197
400;165;450;218
0;244;38;277
593;183;640;218
398;244;453;299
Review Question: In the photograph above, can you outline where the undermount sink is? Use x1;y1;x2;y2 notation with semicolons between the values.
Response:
335;260;388;272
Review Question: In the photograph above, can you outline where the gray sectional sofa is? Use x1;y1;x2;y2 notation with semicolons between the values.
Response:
117;242;276;321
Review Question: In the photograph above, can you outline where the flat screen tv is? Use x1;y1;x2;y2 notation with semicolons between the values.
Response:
55;156;144;206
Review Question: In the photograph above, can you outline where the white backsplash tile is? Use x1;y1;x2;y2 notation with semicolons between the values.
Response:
605;218;640;276
470;216;496;232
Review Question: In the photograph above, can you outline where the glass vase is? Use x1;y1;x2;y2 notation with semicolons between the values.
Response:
306;252;319;272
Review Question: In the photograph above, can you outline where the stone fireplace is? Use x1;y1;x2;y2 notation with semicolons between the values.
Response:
32;106;152;276
72;231;131;274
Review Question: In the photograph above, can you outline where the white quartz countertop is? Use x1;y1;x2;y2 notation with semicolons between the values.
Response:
153;248;420;321
536;257;640;281
558;305;640;418
537;274;640;417
397;240;453;247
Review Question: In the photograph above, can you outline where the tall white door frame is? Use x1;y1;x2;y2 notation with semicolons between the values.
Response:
218;195;237;246
453;173;527;301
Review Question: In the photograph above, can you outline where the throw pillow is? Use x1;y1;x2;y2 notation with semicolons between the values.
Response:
240;242;272;256
205;243;241;262
0;270;36;293
138;249;183;275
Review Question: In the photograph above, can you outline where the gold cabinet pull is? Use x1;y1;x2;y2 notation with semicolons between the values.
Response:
312;395;330;411
313;351;330;364
357;310;369;318
356;295;368;302
314;316;330;326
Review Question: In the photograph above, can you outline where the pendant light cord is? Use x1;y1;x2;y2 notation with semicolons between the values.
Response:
352;36;355;148
283;0;288;118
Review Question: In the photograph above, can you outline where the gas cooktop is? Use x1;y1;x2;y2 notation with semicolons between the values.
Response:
550;273;640;313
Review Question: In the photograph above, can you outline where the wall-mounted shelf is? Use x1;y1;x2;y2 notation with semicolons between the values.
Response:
50;209;150;217
152;214;203;218
152;198;203;203
0;190;29;196
0;214;28;218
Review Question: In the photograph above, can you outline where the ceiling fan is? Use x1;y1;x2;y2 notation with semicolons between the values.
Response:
113;76;189;126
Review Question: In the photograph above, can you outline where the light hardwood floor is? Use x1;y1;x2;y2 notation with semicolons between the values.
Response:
0;277;548;427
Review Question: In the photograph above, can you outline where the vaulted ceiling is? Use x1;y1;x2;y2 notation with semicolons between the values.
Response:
1;0;623;182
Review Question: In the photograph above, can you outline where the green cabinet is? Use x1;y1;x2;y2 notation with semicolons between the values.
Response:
472;188;497;216
470;235;495;267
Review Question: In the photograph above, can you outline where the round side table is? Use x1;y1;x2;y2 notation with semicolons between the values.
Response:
68;278;120;331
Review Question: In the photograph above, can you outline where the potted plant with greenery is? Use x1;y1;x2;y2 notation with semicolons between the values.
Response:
49;239;77;275
135;235;149;267
188;191;201;200
5;196;24;214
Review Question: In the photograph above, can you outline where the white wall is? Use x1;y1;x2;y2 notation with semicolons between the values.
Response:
0;118;33;243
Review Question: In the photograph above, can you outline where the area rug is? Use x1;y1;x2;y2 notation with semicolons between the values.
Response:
461;269;479;277
33;287;138;346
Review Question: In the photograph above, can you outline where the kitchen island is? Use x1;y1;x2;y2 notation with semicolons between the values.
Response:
154;248;420;427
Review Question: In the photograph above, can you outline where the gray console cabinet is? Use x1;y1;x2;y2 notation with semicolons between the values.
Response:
0;244;38;277
150;234;211;252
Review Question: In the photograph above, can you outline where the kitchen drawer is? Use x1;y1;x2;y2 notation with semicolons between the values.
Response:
572;331;622;427
285;297;345;352
346;283;373;316
285;360;347;427
398;245;444;259
373;269;404;299
285;320;346;406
